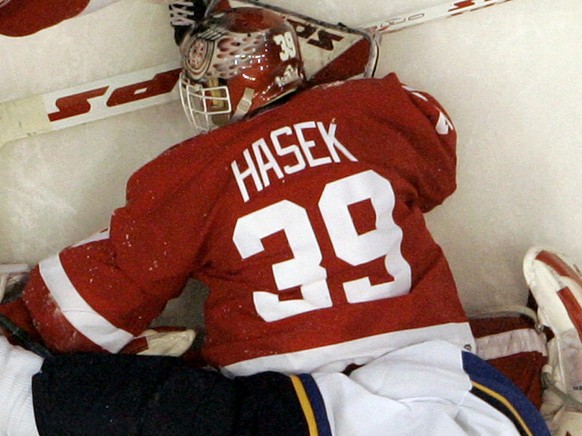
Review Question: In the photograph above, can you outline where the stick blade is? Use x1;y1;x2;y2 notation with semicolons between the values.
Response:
0;61;182;150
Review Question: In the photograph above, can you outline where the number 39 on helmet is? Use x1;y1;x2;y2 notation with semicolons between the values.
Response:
178;7;306;135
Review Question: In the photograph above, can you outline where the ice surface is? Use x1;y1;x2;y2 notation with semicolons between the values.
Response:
1;0;581;316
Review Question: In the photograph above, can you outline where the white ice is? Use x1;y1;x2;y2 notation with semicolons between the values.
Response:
1;0;581;319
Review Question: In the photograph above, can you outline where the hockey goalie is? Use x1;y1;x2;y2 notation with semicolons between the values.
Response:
0;1;568;435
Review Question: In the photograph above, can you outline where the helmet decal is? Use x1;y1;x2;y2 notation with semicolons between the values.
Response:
183;23;266;81
185;38;214;80
212;31;264;79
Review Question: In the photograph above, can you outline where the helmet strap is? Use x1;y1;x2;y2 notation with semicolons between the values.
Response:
231;88;255;122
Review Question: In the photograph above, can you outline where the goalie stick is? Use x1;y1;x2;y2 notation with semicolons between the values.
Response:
0;0;514;150
0;60;182;150
363;0;513;33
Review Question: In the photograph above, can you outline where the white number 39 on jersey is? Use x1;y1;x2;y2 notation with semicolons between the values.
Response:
233;170;412;322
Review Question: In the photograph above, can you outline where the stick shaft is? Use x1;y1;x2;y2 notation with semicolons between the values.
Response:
364;0;513;33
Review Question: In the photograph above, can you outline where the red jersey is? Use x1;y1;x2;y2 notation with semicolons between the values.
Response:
23;73;474;375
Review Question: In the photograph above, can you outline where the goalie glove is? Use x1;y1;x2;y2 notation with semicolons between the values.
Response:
120;326;196;357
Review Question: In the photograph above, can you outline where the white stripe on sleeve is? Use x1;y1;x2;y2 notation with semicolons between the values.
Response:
39;254;134;353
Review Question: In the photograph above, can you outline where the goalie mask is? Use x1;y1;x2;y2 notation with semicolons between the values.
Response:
179;7;305;134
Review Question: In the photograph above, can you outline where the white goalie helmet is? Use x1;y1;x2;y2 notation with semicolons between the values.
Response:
178;7;305;134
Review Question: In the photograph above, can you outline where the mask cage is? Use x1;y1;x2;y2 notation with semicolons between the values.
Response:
179;70;232;135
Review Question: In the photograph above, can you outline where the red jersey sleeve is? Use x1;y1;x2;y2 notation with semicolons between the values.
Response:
325;73;457;212
398;81;457;212
22;138;217;353
23;231;188;353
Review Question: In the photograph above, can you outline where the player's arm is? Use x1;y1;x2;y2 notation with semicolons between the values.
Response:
22;229;189;354
22;140;210;354
400;81;457;212
376;74;457;212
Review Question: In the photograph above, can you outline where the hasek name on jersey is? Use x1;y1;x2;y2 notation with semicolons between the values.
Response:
231;120;358;202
